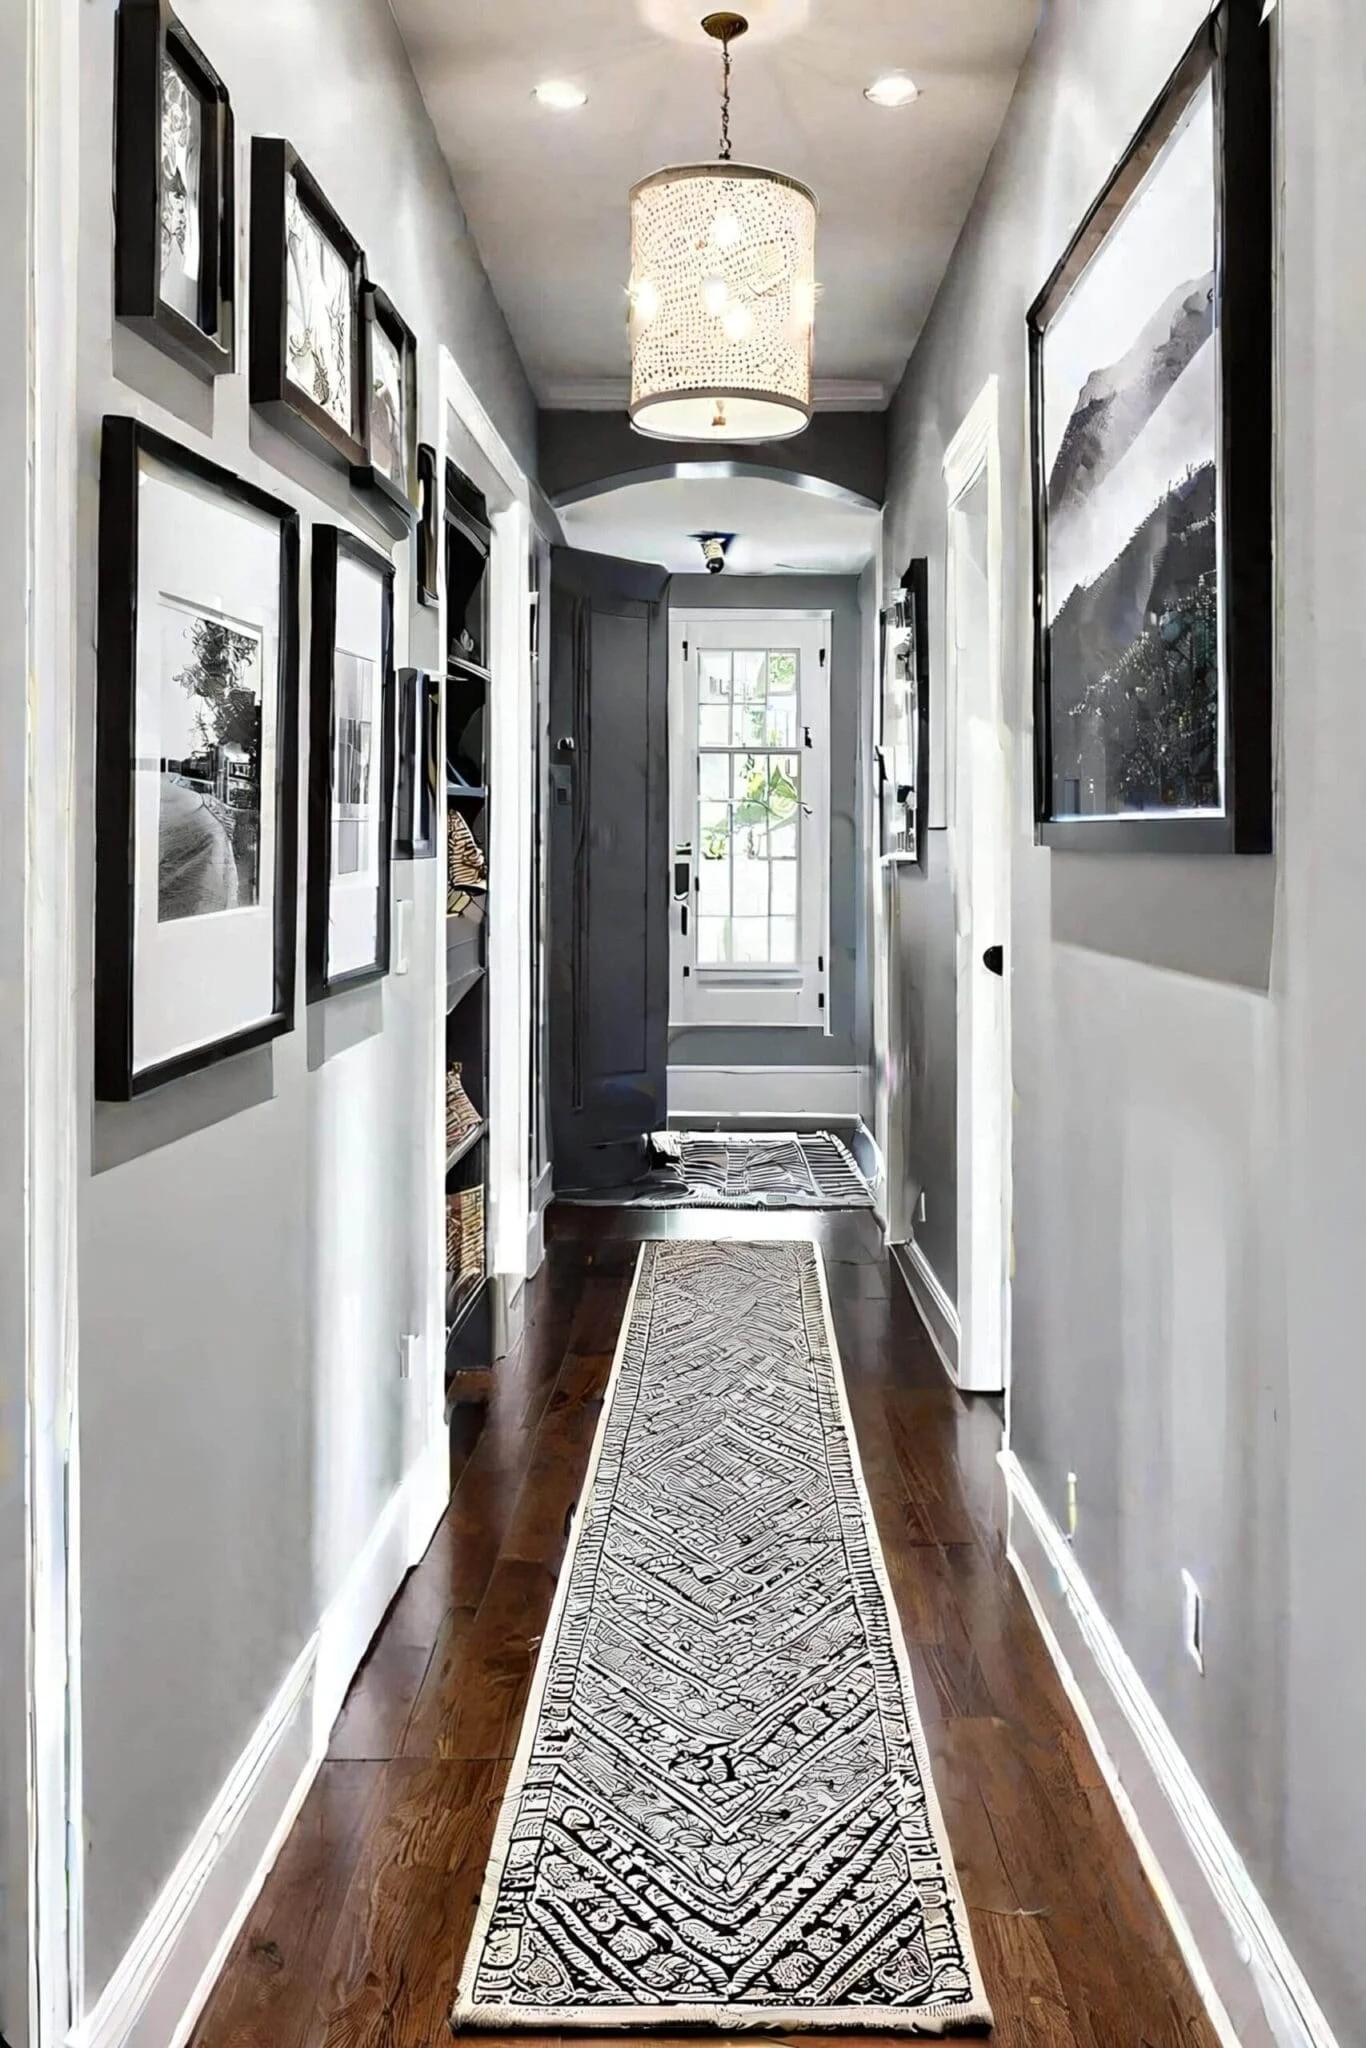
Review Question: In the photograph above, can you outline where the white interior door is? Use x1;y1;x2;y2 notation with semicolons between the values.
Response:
669;611;830;1032
945;381;1012;1395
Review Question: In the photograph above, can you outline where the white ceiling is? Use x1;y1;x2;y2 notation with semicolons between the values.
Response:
390;0;1040;407
559;472;880;575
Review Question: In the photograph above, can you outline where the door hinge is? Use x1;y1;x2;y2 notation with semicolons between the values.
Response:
682;636;689;661
683;964;690;979
818;991;826;1012
818;953;824;972
819;644;828;669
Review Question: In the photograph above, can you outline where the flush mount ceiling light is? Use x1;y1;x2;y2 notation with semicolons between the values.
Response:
864;73;920;108
533;79;587;109
628;11;817;442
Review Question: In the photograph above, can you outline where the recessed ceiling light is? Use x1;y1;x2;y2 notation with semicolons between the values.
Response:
533;79;587;110
864;73;920;109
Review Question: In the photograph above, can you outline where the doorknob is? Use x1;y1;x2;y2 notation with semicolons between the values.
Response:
982;944;1004;976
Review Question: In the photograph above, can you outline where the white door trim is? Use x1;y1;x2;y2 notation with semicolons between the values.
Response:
942;376;1013;1397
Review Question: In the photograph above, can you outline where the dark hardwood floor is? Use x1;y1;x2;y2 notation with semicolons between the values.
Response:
191;1209;1219;2048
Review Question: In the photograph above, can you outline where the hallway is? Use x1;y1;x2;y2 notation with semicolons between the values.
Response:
191;1211;1217;2047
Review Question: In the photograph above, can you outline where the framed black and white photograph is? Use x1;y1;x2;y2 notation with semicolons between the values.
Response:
353;285;419;535
114;0;235;378
416;444;440;607
95;418;300;1099
878;559;929;869
308;528;396;996
249;139;367;470
395;668;440;860
1028;0;1271;854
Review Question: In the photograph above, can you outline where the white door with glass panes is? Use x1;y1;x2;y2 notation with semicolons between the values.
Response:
669;611;830;1029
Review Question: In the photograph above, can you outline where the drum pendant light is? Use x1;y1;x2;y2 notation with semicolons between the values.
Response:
628;13;817;443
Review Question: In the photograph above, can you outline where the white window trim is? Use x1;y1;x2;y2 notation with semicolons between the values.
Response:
669;608;832;1032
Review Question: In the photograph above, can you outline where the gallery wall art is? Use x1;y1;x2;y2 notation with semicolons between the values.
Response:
250;139;367;470
1028;0;1272;854
395;667;440;861
878;558;929;869
353;285;419;535
308;527;397;996
114;0;235;377
416;444;440;607
95;418;300;1098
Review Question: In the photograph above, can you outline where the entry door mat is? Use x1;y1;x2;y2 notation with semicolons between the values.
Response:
452;1240;992;2035
563;1131;873;1210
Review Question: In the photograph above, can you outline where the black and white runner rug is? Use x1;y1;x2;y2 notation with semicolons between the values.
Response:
453;1240;991;2034
562;1132;873;1210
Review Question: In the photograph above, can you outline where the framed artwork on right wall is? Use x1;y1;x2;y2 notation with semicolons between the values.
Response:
877;559;929;869
1028;0;1272;854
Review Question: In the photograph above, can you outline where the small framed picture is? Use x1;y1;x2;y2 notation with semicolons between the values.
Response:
416;444;440;608
353;285;419;535
308;528;396;996
878;559;930;868
1029;0;1272;853
249;139;367;470
95;417;300;1099
395;668;440;860
114;0;235;377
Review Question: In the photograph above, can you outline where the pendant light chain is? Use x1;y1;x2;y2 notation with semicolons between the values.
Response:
719;33;733;161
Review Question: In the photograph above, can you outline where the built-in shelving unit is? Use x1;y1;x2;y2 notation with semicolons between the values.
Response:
443;464;493;1381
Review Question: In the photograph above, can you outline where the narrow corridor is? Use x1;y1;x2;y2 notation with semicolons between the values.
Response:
191;1211;1218;2047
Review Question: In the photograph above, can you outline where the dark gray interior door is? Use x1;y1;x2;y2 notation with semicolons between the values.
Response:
549;545;671;1192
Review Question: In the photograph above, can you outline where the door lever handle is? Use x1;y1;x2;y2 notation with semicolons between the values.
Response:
983;944;1004;976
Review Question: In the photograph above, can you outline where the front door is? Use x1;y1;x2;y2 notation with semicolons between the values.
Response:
548;546;671;1191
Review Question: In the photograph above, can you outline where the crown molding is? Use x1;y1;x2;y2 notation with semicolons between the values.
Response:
538;377;888;413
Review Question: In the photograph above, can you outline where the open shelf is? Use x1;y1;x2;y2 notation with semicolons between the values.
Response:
447;781;488;802
446;1270;487;1338
447;962;484;1016
446;1120;489;1175
447;654;491;686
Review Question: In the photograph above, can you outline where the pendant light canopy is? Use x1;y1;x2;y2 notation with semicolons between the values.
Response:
629;13;817;443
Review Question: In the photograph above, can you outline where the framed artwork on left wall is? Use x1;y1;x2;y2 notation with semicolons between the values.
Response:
308;527;397;997
95;417;301;1099
353;284;419;536
249;139;368;471
114;0;235;377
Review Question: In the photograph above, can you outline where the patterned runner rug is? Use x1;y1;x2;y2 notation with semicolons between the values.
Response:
453;1240;991;2034
562;1132;873;1209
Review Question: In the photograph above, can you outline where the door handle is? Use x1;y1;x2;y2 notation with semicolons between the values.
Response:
983;944;1004;976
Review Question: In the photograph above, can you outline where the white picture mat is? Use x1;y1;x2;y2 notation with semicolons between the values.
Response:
326;549;387;979
132;455;283;1076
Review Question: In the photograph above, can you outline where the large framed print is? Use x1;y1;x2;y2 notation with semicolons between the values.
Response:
1029;0;1272;854
114;0;235;378
878;559;929;869
308;528;397;996
95;418;300;1099
395;667;440;861
353;285;419;536
249;139;367;471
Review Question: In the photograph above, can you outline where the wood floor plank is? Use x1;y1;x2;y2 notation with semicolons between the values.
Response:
191;1209;1223;2048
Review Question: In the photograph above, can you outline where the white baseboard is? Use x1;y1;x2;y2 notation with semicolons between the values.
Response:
71;1438;451;2048
667;1063;864;1119
1002;1453;1340;2048
890;1236;960;1378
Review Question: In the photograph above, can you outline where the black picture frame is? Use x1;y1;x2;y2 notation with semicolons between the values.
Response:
352;284;419;537
1028;0;1272;855
395;667;440;860
878;559;930;870
249;138;367;471
416;444;440;607
95;417;300;1099
307;527;397;998
114;0;235;378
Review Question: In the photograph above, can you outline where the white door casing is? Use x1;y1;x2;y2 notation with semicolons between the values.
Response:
669;610;831;1032
943;377;1013;1397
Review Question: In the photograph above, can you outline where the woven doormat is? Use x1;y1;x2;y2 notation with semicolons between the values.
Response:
452;1239;991;2034
563;1131;872;1209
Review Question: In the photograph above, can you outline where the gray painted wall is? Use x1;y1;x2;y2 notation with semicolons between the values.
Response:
540;410;887;510
880;0;1365;2037
75;0;533;2003
668;575;870;1075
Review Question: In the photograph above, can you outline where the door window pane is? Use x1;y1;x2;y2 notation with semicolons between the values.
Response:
694;647;805;968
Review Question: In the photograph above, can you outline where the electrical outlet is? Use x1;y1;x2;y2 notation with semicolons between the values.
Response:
399;1332;418;1382
1182;1570;1205;1673
1065;1471;1078;1543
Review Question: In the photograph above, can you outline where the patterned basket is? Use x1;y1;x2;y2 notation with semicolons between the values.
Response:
447;1184;485;1285
448;809;486;896
446;1063;482;1147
